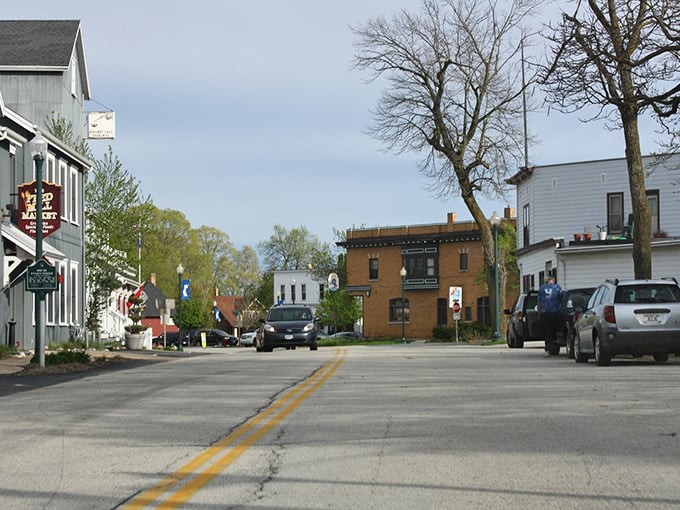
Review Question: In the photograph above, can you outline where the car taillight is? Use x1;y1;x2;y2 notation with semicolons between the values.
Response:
573;312;580;322
518;311;523;320
603;305;616;323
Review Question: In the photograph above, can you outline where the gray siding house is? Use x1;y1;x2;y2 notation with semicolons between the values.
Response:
0;21;91;349
506;154;680;291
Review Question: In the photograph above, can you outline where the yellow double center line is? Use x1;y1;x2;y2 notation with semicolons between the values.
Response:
121;348;347;509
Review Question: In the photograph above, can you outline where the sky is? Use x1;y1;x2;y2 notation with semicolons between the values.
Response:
5;1;665;249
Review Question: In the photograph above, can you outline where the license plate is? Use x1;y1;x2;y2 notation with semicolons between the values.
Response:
639;313;661;325
285;334;294;340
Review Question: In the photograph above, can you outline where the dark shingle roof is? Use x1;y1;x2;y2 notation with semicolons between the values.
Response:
0;20;81;68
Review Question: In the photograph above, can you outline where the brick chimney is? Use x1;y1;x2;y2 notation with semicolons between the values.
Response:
447;212;457;224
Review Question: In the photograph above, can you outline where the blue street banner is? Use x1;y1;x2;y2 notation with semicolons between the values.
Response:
181;279;190;300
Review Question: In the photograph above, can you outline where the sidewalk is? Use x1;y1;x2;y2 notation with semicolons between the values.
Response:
0;352;31;375
0;349;166;376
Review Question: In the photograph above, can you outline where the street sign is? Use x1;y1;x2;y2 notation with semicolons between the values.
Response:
452;301;461;313
449;286;462;308
25;259;58;292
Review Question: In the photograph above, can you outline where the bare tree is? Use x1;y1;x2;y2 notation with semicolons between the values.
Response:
542;0;680;279
352;0;539;332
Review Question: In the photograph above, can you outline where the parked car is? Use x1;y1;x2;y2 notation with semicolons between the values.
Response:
191;328;239;347
573;278;680;366
256;304;318;352
559;287;595;359
504;287;595;355
153;331;189;348
503;290;543;349
330;331;364;340
239;331;257;347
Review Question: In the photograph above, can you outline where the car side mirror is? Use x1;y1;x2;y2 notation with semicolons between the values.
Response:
259;318;265;324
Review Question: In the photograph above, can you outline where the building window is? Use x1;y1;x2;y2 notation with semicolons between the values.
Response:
369;258;379;280
291;284;296;303
437;298;448;326
607;192;624;234
522;204;530;246
477;296;490;327
459;253;469;272
70;263;78;325
280;285;285;303
464;306;472;321
389;298;409;322
403;247;438;279
319;283;324;300
46;155;56;182
647;190;659;234
46;288;55;325
59;161;68;221
59;262;67;324
301;284;307;301
69;167;79;224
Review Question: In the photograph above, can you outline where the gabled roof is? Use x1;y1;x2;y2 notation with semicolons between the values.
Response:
0;20;90;99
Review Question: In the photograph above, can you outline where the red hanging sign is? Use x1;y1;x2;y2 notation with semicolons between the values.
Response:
17;181;62;238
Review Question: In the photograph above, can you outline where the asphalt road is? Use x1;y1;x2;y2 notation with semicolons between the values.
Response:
1;343;680;509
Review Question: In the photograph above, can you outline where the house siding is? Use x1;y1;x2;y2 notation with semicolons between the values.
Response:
510;155;680;291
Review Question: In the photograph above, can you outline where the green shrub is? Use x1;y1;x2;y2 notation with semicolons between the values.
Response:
431;322;492;343
31;350;90;366
0;345;15;360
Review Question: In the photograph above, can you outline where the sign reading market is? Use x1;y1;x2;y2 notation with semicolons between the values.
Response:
17;181;62;238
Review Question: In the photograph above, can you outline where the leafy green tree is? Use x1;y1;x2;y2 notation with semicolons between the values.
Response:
47;113;92;159
83;148;151;333
315;289;363;333
259;225;334;271
173;299;206;331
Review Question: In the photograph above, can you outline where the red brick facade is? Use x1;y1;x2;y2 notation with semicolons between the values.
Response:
340;212;515;339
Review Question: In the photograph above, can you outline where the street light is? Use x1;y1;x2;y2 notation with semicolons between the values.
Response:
177;264;183;348
490;211;502;342
400;266;407;344
30;132;48;368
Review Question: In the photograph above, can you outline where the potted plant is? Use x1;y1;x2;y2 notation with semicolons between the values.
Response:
125;293;148;350
596;224;608;240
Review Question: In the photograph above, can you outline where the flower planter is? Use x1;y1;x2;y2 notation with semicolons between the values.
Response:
573;233;582;241
584;233;592;241
599;231;607;240
125;332;146;350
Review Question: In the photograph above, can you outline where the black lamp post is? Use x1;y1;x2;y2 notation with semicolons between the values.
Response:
490;211;502;342
400;266;407;344
30;132;48;368
177;263;183;347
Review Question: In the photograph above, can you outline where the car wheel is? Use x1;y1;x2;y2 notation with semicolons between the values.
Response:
594;336;611;366
548;343;560;356
507;329;517;348
310;344;318;351
653;353;669;363
574;332;588;363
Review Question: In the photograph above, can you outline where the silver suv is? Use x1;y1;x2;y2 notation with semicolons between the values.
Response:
573;278;680;366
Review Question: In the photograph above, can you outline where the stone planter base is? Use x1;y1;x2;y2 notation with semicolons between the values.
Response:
125;333;146;350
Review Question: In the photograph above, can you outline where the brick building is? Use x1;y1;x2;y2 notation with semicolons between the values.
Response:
338;211;516;339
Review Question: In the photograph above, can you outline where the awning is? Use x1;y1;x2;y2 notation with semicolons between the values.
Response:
1;221;65;260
